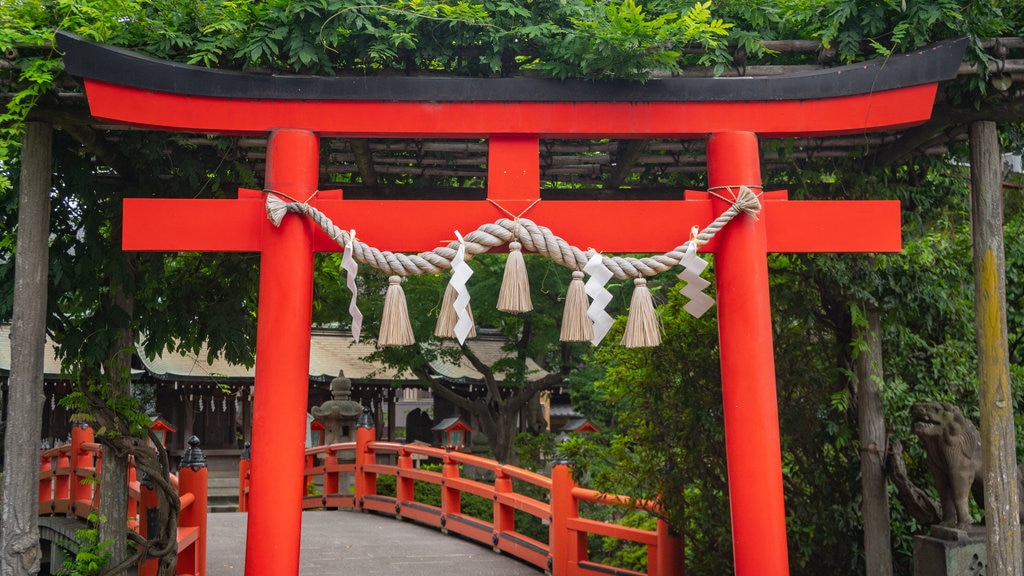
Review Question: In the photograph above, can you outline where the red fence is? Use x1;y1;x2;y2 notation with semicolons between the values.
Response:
241;424;684;576
38;424;207;576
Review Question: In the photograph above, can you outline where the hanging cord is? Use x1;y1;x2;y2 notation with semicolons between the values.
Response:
264;186;761;279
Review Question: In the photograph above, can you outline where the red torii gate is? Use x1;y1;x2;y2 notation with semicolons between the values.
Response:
58;32;966;576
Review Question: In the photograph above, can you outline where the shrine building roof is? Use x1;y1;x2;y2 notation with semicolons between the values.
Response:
0;324;550;386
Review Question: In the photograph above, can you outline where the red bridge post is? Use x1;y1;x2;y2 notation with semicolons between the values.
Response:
323;445;340;504
54;443;71;514
38;451;53;514
441;452;462;525
138;478;159;576
355;409;377;506
396;448;414;509
238;443;250;513
492;468;514;542
70;423;94;517
549;460;585;576
655;519;684;576
127;460;138;523
178;436;209;576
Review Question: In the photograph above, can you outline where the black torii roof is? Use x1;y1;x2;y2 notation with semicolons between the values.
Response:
56;31;966;104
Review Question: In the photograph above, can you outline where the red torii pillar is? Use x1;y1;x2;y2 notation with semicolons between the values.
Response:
709;131;786;573
56;32;966;576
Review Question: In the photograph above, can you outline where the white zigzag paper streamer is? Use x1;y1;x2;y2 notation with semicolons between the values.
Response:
678;242;714;318
342;231;364;341
584;252;614;345
450;231;474;344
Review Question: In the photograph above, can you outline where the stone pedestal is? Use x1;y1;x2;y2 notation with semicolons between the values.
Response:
914;526;988;576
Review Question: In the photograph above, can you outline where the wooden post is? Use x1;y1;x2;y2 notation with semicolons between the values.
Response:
178;437;209;576
396;448;414;514
244;129;318;576
854;302;893;576
355;411;377;505
969;120;1021;576
137;478;159;576
492;468;515;548
655;519;684;576
70;424;95;517
387;388;397;442
1;121;51;576
440;452;462;530
126;462;138;526
549;461;584;576
323;446;340;506
54;446;71;515
38;453;53;515
238;443;251;513
706;132;789;576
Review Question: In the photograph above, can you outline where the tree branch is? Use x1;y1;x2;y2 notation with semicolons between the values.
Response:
407;359;477;413
460;343;503;402
507;372;563;415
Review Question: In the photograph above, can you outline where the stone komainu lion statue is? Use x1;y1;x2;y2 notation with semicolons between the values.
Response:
910;401;985;529
910;400;1024;529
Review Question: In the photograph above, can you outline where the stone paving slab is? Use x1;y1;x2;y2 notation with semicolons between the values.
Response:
207;511;543;576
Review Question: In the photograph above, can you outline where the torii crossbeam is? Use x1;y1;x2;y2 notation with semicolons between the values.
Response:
58;32;967;576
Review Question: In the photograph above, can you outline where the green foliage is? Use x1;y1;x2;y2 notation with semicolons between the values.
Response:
374;463;493;521
56;513;112;576
591;510;657;573
58;356;152;440
526;0;733;79
515;431;558;471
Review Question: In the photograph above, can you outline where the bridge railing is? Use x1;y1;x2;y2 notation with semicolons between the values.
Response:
38;424;207;576
241;423;683;576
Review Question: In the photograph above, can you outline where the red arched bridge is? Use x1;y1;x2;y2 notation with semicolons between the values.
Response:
39;421;681;576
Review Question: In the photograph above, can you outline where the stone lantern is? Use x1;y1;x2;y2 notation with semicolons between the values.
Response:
311;371;364;495
312;370;364;445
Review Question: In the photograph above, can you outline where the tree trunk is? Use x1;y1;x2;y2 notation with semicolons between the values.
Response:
853;302;893;576
969;120;1021;575
95;231;137;574
98;292;135;576
491;411;517;465
1;122;52;576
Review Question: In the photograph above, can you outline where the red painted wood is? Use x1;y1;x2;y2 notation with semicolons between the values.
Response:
84;80;937;138
549;463;576;576
707;132;789;576
244;130;319;576
488;135;541;217
177;465;208;576
138;479;160;576
123;195;899;254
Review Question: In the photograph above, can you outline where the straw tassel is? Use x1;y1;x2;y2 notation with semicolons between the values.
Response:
379;275;415;347
497;241;532;313
560;270;594;342
435;283;477;340
621;277;661;348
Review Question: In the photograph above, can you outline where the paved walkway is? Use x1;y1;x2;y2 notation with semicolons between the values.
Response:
207;511;543;576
